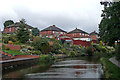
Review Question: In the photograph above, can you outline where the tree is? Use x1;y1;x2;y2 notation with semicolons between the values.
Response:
16;25;30;43
52;42;62;54
32;38;50;54
4;20;14;27
99;1;120;60
32;28;40;36
99;2;120;45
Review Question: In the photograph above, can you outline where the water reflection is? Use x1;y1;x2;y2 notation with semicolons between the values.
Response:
3;57;104;78
25;57;103;78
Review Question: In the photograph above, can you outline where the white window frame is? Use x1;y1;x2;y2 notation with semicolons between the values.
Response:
73;33;75;36
61;32;63;34
9;28;11;31
79;33;81;35
82;33;84;36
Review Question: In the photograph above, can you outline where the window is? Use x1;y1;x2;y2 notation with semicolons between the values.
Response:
28;29;32;31
56;32;59;33
9;28;11;31
73;33;75;36
82;33;84;36
85;34;87;36
79;33;81;35
50;35;53;38
53;31;55;33
61;32;63;34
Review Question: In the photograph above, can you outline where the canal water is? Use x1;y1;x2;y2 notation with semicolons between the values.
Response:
3;57;104;79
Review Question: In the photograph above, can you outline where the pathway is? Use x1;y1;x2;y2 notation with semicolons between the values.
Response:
109;57;120;68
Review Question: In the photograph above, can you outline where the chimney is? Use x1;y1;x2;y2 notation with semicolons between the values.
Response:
53;25;55;27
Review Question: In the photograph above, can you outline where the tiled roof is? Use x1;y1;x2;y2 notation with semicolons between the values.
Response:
6;22;33;29
90;31;98;35
68;28;88;34
41;25;67;32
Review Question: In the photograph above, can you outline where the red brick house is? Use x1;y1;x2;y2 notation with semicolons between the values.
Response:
67;28;90;41
40;25;67;40
89;31;99;44
3;22;33;34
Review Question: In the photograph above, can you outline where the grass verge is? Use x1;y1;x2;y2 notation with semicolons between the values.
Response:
100;57;120;80
4;50;29;55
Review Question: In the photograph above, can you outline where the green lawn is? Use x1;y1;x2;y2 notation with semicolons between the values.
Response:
4;50;29;55
100;57;120;80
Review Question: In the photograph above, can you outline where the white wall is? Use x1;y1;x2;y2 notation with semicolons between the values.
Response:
73;38;90;41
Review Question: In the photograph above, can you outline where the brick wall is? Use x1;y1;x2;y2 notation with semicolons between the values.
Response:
5;44;21;50
4;27;16;34
73;40;90;47
40;31;66;38
67;33;89;38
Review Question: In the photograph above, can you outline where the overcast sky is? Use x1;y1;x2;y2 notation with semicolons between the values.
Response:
0;0;104;33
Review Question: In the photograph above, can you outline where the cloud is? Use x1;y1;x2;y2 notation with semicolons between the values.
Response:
0;0;103;33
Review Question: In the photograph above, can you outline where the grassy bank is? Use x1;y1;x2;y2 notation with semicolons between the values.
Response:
4;50;29;55
100;57;120;80
38;54;55;63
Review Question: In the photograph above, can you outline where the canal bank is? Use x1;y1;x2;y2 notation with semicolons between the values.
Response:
2;57;104;79
100;57;120;80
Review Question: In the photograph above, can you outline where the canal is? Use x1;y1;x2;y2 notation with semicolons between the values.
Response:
3;57;104;79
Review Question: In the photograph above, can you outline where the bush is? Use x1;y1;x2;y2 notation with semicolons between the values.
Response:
115;43;120;61
2;44;5;50
52;42;62;54
68;51;76;57
2;37;9;44
31;51;42;55
39;55;51;63
14;41;20;45
32;38;50;54
85;46;93;56
61;48;67;54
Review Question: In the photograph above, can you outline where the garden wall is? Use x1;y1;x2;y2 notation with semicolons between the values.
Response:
73;40;90;47
5;44;21;50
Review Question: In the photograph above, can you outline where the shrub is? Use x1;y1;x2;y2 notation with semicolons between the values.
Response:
32;38;50;54
52;42;62;54
8;41;14;44
14;41;20;45
68;51;76;57
61;48;67;54
39;55;51;63
2;37;9;44
32;51;42;55
2;44;5;50
115;43;120;61
5;47;10;50
85;46;93;56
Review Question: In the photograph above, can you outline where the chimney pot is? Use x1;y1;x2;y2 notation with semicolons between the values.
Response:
53;25;55;27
